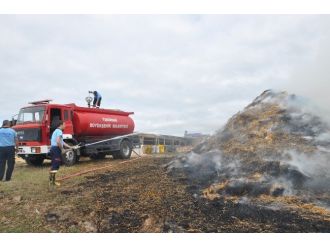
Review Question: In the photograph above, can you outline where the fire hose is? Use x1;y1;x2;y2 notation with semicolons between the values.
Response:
57;153;143;182
58;133;142;181
68;132;140;150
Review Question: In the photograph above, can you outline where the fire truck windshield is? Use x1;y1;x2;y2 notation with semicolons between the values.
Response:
17;106;45;124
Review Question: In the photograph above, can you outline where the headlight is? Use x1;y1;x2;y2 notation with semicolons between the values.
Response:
31;147;41;153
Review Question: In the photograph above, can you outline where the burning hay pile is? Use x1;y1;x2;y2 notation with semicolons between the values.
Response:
167;90;330;209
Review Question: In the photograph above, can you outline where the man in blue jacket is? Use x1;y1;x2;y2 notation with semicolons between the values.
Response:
0;120;18;182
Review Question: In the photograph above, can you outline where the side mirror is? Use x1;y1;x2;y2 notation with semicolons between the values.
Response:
10;114;18;127
10;119;17;127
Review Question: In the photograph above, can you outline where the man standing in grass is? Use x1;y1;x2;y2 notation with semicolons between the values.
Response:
49;120;72;186
0;120;18;182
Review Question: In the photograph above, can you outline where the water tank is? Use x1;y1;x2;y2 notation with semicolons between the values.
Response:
71;105;135;138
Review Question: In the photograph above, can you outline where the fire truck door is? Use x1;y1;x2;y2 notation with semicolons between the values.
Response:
63;109;74;135
50;108;62;135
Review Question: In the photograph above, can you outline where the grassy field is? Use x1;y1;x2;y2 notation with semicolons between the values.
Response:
0;156;149;232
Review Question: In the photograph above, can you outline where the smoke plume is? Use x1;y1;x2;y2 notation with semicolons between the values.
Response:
286;19;330;121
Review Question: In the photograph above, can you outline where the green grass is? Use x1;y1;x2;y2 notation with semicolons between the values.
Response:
0;155;175;232
0;158;103;232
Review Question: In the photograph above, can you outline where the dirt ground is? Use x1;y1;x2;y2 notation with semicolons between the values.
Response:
0;154;329;233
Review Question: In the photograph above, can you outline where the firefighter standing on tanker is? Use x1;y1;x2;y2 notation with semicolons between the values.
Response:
89;91;102;108
49;120;72;186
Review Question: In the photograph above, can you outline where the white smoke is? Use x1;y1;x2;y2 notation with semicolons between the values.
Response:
286;17;330;123
287;150;330;183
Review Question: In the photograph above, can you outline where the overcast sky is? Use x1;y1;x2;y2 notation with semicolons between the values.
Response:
0;15;329;136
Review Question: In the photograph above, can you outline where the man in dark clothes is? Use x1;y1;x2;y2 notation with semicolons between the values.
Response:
0;120;18;182
89;90;102;108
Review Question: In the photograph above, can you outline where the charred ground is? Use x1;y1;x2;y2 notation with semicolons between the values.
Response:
0;154;329;232
79;156;330;232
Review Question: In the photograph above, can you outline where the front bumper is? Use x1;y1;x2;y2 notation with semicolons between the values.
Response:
18;145;50;156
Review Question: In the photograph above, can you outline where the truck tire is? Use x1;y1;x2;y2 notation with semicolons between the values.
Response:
118;140;132;159
25;156;45;166
62;149;77;166
62;141;80;166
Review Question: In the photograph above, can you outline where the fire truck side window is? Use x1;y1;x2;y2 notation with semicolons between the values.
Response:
50;108;62;132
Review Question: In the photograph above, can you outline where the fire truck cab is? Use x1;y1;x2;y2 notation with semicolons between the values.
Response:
13;100;78;166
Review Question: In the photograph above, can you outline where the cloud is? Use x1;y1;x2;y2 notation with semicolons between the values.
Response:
0;15;327;135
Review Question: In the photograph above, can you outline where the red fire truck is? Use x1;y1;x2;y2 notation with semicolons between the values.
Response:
12;99;138;166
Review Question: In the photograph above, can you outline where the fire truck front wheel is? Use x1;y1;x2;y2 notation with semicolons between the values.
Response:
62;140;80;166
25;155;45;166
62;149;77;166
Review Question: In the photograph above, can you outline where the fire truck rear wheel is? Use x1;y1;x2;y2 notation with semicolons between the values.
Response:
25;156;45;166
119;140;132;159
